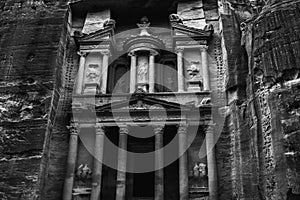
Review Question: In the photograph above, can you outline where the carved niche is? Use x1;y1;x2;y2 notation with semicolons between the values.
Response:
84;64;101;94
187;61;203;91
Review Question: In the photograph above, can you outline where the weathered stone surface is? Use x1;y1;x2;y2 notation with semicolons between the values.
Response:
0;0;69;199
218;0;300;199
0;0;299;199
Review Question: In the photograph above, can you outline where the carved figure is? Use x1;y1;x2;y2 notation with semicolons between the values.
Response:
137;60;148;83
193;163;200;177
198;163;207;177
76;164;92;180
86;64;100;83
137;16;151;36
187;61;201;81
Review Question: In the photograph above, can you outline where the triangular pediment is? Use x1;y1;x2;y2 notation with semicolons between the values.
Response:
96;93;191;113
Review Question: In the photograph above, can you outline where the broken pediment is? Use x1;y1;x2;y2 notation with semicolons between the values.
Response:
170;21;213;40
82;10;111;34
77;19;115;43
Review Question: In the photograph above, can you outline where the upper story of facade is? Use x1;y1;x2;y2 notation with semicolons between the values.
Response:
70;0;219;110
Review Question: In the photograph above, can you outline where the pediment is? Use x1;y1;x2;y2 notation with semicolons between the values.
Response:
78;26;114;43
96;93;191;113
171;23;213;40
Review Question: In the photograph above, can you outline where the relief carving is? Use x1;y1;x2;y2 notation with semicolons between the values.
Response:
187;61;203;91
76;164;92;180
190;162;208;188
187;61;202;81
85;64;101;83
137;58;148;83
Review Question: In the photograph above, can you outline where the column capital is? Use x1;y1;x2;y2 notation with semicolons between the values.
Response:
119;125;129;135
175;47;184;54
128;51;136;57
149;50;159;56
177;123;188;134
95;123;105;135
154;125;165;134
100;50;111;57
67;121;79;136
77;51;88;57
205;123;216;134
200;45;209;52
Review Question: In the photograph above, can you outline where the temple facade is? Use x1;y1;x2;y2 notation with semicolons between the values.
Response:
67;2;217;199
1;0;300;200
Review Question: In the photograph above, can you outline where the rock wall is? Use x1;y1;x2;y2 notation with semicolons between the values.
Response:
217;0;300;199
1;0;300;199
0;0;69;199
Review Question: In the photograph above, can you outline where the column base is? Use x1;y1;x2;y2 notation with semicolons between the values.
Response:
136;83;149;93
187;80;203;92
83;83;99;94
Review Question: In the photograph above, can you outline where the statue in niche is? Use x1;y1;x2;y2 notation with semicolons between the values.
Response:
137;59;148;83
187;61;202;81
85;64;100;83
191;162;208;188
76;164;92;180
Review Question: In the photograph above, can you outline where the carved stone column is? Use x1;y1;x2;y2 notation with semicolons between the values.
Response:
176;48;185;92
149;51;157;93
129;52;137;93
154;125;164;200
178;124;188;200
63;122;79;200
90;124;105;200
116;126;128;200
75;52;87;94
101;50;110;94
205;124;218;200
200;46;210;91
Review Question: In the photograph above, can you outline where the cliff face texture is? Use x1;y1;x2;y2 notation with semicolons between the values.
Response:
0;0;299;200
0;1;70;199
217;0;300;199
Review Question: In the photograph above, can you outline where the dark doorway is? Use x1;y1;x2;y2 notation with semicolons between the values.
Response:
133;172;154;197
127;126;155;199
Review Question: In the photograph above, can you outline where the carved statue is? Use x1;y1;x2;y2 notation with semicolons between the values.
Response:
187;61;201;81
191;162;208;188
198;163;207;177
193;163;200;177
137;16;151;36
76;164;92;180
85;64;100;83
137;60;148;83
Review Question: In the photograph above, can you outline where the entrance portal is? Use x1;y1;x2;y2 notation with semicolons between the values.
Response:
127;126;155;199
